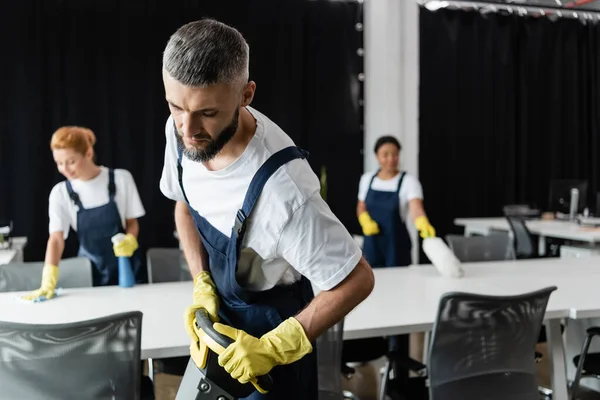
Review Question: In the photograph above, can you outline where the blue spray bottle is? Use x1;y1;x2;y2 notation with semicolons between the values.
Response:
111;233;136;288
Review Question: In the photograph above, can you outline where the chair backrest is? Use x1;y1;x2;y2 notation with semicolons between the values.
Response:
505;216;536;259
427;286;557;400
0;257;93;292
146;247;192;283
316;319;344;400
0;311;143;400
502;204;540;219
445;233;515;263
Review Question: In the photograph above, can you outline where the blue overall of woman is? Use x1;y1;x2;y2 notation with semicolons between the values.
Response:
65;169;145;286
177;146;318;400
362;171;412;268
361;170;410;388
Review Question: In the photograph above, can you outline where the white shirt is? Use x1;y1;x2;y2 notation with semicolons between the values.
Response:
49;167;146;239
357;171;424;222
160;106;361;292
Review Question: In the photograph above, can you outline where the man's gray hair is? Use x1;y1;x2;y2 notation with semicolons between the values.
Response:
163;19;249;88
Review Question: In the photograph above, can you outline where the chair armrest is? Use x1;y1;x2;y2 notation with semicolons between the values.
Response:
586;327;600;336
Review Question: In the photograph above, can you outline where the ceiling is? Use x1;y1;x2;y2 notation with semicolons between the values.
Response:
448;0;600;11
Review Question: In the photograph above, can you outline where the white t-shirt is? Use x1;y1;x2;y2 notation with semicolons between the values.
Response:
357;171;424;222
48;167;146;239
160;106;362;292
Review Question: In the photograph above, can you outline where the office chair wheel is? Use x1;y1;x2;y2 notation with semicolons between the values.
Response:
538;385;552;399
535;351;543;363
342;390;362;400
342;363;356;379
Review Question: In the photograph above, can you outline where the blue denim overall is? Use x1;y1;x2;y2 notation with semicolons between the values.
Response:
362;171;412;268
177;145;317;399
65;169;145;286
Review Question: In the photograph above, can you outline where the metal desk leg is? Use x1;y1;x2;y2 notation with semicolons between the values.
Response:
546;319;568;400
422;331;430;363
538;236;547;257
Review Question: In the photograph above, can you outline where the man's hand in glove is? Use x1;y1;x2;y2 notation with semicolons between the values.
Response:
213;318;313;384
184;272;220;348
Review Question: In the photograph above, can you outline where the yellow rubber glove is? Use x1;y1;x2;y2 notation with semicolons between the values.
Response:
358;211;380;236
189;336;210;370
113;233;138;257
21;264;59;302
415;215;436;239
184;272;220;351
213;317;313;385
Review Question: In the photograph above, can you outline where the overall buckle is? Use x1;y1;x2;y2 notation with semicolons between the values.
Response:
234;210;247;236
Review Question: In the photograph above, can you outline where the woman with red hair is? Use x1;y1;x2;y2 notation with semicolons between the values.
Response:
23;126;146;300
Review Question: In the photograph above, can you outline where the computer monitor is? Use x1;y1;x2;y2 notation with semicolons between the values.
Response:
548;179;588;215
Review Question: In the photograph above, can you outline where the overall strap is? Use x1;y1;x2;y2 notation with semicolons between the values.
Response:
108;169;116;201
395;171;406;194
233;146;309;237
65;180;84;209
176;144;191;204
368;170;380;189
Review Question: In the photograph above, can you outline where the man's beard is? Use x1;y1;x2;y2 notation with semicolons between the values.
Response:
175;108;239;163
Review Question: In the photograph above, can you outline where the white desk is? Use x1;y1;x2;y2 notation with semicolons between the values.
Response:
454;217;600;256
0;250;17;265
0;282;193;360
0;236;28;262
454;217;600;243
4;258;599;399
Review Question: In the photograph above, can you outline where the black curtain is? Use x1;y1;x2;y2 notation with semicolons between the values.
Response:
0;0;363;261
419;8;600;241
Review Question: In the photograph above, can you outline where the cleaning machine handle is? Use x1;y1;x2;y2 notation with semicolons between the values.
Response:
195;309;274;393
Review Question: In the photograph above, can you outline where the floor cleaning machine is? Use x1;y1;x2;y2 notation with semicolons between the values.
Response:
175;310;273;400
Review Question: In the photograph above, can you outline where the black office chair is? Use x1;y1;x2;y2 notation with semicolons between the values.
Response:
390;287;557;400
341;337;389;399
571;327;600;399
505;216;538;259
0;257;93;292
0;311;153;400
447;230;559;398
445;233;515;262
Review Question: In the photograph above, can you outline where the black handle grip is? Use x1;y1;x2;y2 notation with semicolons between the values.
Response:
195;309;274;392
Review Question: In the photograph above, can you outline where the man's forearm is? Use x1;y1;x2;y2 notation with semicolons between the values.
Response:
44;233;65;267
295;257;374;341
175;201;209;277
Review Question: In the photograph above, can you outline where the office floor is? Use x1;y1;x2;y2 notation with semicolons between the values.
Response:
150;344;600;400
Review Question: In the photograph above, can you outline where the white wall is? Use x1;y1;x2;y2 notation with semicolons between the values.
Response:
363;0;420;262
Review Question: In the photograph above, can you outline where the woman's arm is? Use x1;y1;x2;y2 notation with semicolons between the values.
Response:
409;198;436;238
356;200;367;218
44;231;65;266
408;198;426;223
125;218;140;238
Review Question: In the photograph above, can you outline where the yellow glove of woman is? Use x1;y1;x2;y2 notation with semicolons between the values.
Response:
113;233;138;257
185;272;220;347
415;215;436;239
358;211;380;236
214;317;313;385
21;264;59;302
